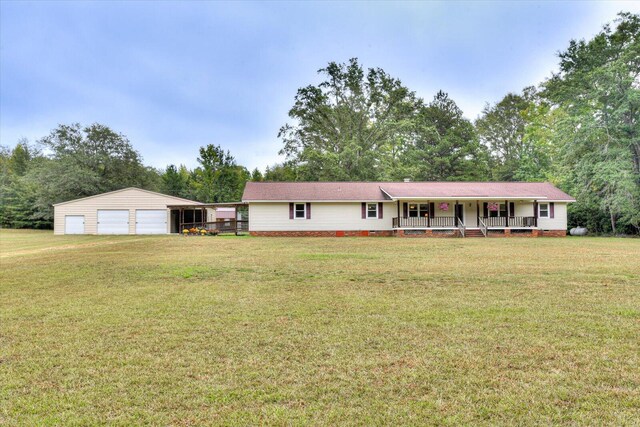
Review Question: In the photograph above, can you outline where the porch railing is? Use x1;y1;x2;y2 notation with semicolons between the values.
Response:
478;217;488;237
457;217;465;238
392;216;456;228
480;216;537;227
393;216;537;229
180;219;249;234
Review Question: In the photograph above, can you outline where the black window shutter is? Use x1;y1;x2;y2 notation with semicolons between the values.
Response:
403;203;408;217
361;202;366;219
289;203;294;220
483;202;488;217
378;202;383;219
509;202;515;217
550;202;555;218
429;202;435;218
306;202;311;219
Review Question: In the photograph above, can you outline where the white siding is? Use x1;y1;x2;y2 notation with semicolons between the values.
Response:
485;200;567;230
247;200;569;232
537;202;567;230
433;202;455;218
514;201;534;217
249;202;395;231
54;188;198;235
482;201;567;230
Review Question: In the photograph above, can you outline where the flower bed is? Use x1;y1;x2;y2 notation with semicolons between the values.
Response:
182;227;218;236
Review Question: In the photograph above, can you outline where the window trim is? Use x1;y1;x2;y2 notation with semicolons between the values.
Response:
294;203;307;219
366;203;378;219
408;203;429;218
539;203;549;218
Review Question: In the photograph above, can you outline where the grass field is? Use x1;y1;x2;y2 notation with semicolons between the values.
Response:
1;230;639;425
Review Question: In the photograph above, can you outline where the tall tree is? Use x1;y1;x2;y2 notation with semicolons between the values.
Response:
161;164;192;199
250;168;264;182
543;12;640;233
0;142;51;229
33;123;160;224
8;138;33;177
263;162;298;181
398;91;489;181
191;144;249;202
476;88;551;181
279;58;421;181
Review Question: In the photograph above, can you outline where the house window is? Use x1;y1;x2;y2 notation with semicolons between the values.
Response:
367;203;378;218
294;203;306;219
489;203;507;218
408;203;429;217
539;203;549;218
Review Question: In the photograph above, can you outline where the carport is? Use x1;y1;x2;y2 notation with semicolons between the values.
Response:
167;202;249;234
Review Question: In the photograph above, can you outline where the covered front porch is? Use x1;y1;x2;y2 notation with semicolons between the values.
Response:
391;199;540;237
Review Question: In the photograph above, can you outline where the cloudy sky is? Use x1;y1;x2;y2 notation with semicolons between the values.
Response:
1;1;638;171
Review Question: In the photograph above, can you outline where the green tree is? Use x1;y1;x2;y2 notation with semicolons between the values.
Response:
398;91;489;181
191;144;249;202
161;164;192;199
0;142;51;229
8;139;33;176
475;88;551;181
250;168;264;182
0;145;14;227
543;12;640;233
263;162;298;181
33;123;160;224
279;58;421;181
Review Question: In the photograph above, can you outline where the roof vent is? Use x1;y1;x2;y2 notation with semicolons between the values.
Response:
403;178;411;183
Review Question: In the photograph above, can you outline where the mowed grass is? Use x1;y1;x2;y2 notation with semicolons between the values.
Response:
1;230;639;426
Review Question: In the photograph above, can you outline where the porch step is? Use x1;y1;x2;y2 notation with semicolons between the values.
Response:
464;229;485;238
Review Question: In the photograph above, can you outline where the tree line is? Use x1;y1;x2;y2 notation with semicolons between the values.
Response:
0;125;250;228
1;13;638;234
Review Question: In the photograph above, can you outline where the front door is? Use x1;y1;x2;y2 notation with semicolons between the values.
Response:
455;204;464;225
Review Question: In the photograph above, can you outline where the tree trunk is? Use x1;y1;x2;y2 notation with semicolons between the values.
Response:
632;142;640;177
610;211;617;235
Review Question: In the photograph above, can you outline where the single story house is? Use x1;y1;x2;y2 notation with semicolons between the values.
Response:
54;188;220;235
241;181;575;237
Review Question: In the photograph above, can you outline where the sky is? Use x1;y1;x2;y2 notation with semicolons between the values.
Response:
1;1;638;172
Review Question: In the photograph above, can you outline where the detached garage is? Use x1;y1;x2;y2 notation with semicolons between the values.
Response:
53;188;202;235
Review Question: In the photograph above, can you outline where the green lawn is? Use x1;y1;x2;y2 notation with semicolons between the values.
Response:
1;230;639;425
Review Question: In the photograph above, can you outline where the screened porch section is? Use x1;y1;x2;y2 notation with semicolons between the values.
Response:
167;202;249;235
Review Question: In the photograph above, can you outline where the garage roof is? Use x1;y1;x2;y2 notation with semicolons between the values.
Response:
53;187;203;206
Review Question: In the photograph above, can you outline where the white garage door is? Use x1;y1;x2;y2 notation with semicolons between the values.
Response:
135;210;167;234
64;215;85;234
97;210;130;234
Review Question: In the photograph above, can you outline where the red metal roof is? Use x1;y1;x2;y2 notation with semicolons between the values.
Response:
242;181;575;201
